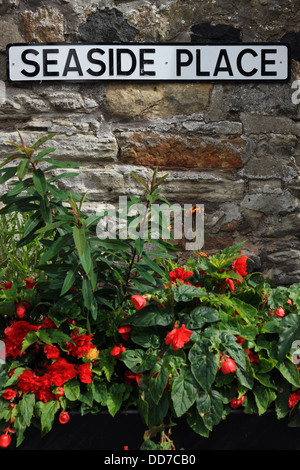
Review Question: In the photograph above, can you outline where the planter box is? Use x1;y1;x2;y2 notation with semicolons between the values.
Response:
15;409;300;451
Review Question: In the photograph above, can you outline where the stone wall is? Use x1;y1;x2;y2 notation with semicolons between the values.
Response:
0;0;300;284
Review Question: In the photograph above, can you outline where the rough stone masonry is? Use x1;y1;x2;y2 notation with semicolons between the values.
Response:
0;0;300;284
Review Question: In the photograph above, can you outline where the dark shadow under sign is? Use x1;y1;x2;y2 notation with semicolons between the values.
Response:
6;42;290;83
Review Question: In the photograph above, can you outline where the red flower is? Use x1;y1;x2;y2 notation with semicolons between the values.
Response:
2;389;17;401
245;349;259;365
44;344;60;359
17;370;36;394
41;317;57;329
235;336;245;345
275;307;285;318
169;267;193;284
165;324;193;350
124;370;142;387
3;321;39;359
15;302;30;319
24;279;36;290
110;344;126;359
230;395;245;409
220;356;236;374
46;358;77;386
232;255;248;282
226;278;235;292
59;411;70;424
55;386;65;399
118;326;131;341
34;375;54;403
1;282;12;290
288;390;300;409
0;433;11;448
78;363;92;383
66;333;94;358
131;295;146;310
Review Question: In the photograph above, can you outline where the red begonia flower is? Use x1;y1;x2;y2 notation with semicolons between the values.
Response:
118;325;131;341
165;324;193;350
131;295;146;310
110;344;126;359
232;255;248;282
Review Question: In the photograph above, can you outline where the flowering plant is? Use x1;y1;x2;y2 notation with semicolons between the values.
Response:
0;133;300;450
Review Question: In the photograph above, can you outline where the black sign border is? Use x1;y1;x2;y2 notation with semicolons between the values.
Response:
6;41;291;84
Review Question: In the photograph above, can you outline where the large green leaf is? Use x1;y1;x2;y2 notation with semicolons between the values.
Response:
171;365;199;417
229;297;257;324
127;307;173;327
18;393;35;427
149;359;172;404
172;284;206;302
189;339;219;392
120;349;158;374
276;360;300;387
107;383;127;417
182;306;219;329
198;390;223;431
64;378;80;401
38;400;60;434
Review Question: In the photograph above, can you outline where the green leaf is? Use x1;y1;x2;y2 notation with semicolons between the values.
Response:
131;328;160;349
33;148;55;162
64;378;80;401
127;307;173;327
18;393;35;427
130;171;149;191
5;178;33;197
73;225;86;257
173;284;206;302
38;400;60;434
149;360;172;404
198;390;223;431
17;158;30;181
60;268;78;295
31;132;57;150
276;360;300;387
142;254;167;278
252;384;270;415
182;306;219;329
120;349;158;374
0;165;17;184
219;331;247;370
92;380;107;405
82;278;97;319
96;349;116;382
21;331;38;353
33;168;47;196
37;328;71;347
189;339;219;392
229;297;257;324
40;233;72;264
79;241;93;276
107;383;127;417
171;365;199;417
186;407;210;438
39;196;52;224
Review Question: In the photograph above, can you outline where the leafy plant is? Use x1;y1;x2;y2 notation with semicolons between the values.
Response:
0;132;299;450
